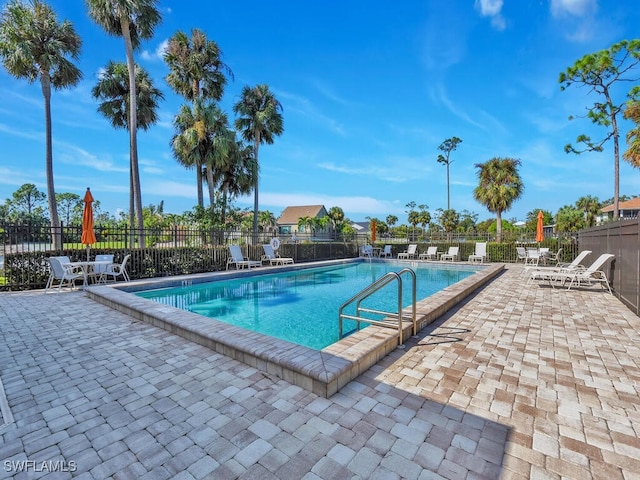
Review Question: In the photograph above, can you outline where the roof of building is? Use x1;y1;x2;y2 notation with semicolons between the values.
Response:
277;205;327;225
600;197;640;212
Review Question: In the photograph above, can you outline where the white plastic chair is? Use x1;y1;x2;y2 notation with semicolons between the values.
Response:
379;245;392;258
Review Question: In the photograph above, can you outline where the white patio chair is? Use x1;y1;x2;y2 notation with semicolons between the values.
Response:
45;256;83;292
88;254;114;284
102;254;131;282
379;245;392;258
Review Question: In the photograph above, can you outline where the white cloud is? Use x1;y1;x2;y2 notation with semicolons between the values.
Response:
141;39;168;61
475;0;506;31
550;0;597;17
317;160;428;183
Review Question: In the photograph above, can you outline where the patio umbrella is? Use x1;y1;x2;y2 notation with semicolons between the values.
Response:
81;187;97;261
535;210;544;243
370;220;376;243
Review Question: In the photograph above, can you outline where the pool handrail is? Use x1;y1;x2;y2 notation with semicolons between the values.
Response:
338;268;417;345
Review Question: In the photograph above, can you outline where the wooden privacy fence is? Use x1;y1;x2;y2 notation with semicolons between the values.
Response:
579;219;640;315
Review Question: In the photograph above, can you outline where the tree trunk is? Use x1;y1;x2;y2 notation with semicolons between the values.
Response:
40;74;62;251
496;211;503;243
121;17;145;248
196;160;204;208
252;135;260;244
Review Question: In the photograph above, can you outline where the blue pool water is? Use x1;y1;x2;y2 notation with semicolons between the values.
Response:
136;262;478;350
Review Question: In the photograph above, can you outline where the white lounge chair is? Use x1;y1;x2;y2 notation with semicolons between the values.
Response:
468;242;487;263
262;244;294;265
379;245;392;258
528;250;592;283
440;246;459;262
227;245;262;270
101;254;131;282
398;244;417;259
547;253;615;293
418;246;439;260
516;247;527;263
45;256;83;292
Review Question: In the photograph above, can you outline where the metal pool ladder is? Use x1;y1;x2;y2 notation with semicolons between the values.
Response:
338;268;417;346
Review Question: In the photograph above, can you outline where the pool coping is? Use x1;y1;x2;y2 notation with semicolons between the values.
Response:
85;259;504;397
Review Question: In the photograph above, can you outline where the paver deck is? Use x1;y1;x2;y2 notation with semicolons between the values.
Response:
1;264;639;479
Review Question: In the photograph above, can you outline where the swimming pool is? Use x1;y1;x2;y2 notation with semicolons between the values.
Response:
136;262;479;349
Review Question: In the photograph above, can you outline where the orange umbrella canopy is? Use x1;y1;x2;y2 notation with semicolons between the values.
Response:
371;220;377;242
535;210;544;243
81;188;97;245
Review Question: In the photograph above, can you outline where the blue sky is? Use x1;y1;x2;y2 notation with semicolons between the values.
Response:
1;0;640;225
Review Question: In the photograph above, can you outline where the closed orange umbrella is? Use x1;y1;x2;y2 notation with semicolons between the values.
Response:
81;188;97;260
371;220;376;243
535;210;544;243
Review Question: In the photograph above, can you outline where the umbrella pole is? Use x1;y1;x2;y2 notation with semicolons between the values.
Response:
86;245;90;262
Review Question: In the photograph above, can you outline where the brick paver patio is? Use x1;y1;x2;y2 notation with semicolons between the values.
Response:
1;264;639;479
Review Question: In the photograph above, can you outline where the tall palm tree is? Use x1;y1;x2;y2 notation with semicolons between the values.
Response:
91;61;163;246
86;0;161;246
436;136;462;210
0;0;82;250
164;28;233;209
233;84;284;241
473;157;524;243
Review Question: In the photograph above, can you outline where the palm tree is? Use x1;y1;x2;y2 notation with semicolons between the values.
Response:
86;0;161;246
258;210;277;234
575;195;600;228
171;99;232;209
213;136;255;228
92;61;163;246
623;99;640;168
473;157;524;243
164;28;233;209
0;0;82;250
233;84;284;242
328;206;345;238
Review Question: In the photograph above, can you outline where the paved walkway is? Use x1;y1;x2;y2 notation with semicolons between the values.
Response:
1;265;639;479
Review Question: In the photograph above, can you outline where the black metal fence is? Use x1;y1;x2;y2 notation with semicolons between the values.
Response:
1;223;584;291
